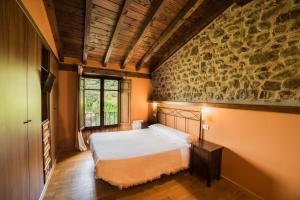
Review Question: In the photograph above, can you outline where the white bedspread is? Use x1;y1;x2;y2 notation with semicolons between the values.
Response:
90;127;191;188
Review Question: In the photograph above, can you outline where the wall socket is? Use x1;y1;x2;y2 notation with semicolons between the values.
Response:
202;124;209;131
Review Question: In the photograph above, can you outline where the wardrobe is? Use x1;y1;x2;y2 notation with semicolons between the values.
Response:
0;0;44;199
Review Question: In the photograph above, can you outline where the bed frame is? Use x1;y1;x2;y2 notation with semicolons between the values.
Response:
157;106;203;140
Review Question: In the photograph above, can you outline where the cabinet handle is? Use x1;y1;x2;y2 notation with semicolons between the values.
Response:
23;120;32;124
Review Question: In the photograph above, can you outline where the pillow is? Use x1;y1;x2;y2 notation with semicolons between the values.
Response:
149;123;198;143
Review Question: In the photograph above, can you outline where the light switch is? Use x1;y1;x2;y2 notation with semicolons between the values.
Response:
202;124;209;131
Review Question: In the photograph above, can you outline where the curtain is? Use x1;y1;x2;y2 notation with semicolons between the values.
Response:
75;65;87;151
120;79;131;124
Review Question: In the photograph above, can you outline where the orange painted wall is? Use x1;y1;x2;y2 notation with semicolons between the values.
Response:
58;71;77;151
206;108;300;200
159;103;300;200
127;77;152;122
20;0;58;58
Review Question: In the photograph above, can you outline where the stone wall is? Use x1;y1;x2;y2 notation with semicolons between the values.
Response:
152;0;300;106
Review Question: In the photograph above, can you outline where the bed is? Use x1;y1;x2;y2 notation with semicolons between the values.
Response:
90;107;201;189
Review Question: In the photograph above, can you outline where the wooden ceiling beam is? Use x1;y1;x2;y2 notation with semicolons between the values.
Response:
83;0;92;64
43;0;64;61
103;0;133;66
136;0;204;71
121;0;164;69
83;67;151;79
59;63;151;79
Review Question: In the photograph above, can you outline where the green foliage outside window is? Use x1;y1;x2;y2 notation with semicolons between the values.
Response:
83;78;119;126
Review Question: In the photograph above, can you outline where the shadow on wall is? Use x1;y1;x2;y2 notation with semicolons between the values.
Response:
222;148;275;199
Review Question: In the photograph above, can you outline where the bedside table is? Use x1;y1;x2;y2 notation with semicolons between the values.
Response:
141;121;154;129
190;140;223;187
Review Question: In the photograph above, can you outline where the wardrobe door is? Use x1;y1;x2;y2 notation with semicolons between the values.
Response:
50;57;59;161
0;0;29;199
26;18;44;200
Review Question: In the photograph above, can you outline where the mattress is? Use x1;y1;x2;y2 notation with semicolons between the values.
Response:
90;125;194;189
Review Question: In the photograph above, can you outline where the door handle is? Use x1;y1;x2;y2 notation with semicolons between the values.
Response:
23;120;32;124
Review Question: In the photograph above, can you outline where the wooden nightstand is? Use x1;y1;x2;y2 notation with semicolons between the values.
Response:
141;121;154;129
190;140;223;187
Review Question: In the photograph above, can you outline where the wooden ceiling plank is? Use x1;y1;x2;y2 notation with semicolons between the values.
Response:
92;5;118;18
129;1;150;14
103;0;133;66
54;0;84;10
90;22;114;32
83;0;92;63
56;14;84;24
43;0;64;61
88;44;107;51
55;4;84;16
90;26;113;35
137;0;204;70
126;8;148;20
88;37;110;44
61;37;83;45
166;0;188;12
91;9;119;22
122;0;164;69
93;0;123;13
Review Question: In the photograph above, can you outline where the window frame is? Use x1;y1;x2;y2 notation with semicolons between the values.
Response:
103;79;120;126
82;75;121;130
83;78;101;128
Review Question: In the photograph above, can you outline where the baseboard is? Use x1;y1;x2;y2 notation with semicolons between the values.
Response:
39;159;56;200
221;175;264;200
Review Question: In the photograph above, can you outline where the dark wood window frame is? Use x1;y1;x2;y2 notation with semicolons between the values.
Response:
82;75;121;130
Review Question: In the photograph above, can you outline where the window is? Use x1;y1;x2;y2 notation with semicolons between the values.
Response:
81;77;120;128
84;78;101;127
104;80;119;125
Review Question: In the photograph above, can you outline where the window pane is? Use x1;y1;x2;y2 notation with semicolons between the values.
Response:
85;78;100;89
104;91;118;125
84;90;100;127
104;79;118;90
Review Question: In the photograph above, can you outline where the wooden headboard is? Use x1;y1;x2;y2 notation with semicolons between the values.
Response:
157;106;202;139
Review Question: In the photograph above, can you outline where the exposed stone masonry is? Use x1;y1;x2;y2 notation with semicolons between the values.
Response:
152;0;300;106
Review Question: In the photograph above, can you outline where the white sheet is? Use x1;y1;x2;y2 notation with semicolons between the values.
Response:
90;128;191;188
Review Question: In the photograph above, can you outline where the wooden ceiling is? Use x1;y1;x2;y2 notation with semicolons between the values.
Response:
46;0;247;72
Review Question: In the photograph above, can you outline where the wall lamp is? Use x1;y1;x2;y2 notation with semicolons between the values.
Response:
200;106;209;141
152;102;158;122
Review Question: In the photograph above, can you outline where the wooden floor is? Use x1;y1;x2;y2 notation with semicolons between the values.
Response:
44;151;258;200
